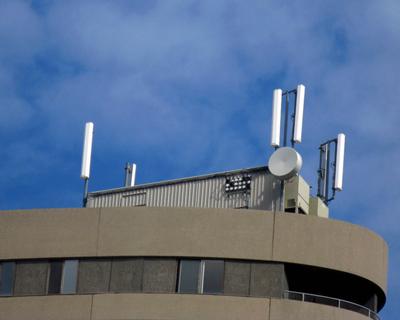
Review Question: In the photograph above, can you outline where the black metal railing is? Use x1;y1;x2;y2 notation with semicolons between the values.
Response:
283;290;379;320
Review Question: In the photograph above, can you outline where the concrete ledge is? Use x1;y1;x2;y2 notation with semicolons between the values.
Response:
0;295;92;320
0;294;376;320
0;208;99;259
97;207;274;260
92;293;269;320
0;207;387;296
272;213;388;293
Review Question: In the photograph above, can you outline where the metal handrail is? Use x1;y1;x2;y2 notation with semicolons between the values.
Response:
283;290;379;320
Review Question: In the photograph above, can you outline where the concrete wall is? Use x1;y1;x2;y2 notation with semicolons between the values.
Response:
142;258;177;293
0;294;372;320
250;263;287;298
0;208;99;259
109;258;143;293
0;207;388;297
77;259;111;294
13;261;48;296
224;261;251;296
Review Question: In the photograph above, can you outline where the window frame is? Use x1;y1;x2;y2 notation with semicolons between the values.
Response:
46;259;79;295
60;259;79;295
177;259;201;294
178;259;224;295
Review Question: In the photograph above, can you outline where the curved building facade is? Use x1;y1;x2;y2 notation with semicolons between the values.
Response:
0;206;387;320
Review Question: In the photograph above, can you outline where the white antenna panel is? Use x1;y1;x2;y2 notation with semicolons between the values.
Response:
334;133;345;191
129;163;137;187
293;84;305;143
271;89;282;147
80;122;94;179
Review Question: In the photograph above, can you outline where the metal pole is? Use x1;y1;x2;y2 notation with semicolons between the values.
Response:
124;163;131;187
317;145;324;198
82;178;89;208
324;143;330;204
291;91;297;148
330;139;338;202
283;93;289;147
279;180;285;212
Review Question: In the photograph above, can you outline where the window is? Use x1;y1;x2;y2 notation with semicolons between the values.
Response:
0;262;15;296
202;260;224;294
61;260;78;294
47;260;79;295
178;259;224;295
48;261;63;294
178;260;200;293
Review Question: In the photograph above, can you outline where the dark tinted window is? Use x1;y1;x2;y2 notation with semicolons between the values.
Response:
48;261;63;294
203;260;224;294
178;260;200;293
61;260;78;294
0;262;15;296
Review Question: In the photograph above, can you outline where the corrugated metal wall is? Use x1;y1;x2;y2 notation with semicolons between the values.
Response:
87;168;282;211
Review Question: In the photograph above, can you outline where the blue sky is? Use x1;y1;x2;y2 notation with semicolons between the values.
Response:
0;0;399;317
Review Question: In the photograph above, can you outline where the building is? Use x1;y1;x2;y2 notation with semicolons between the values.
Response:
0;166;387;320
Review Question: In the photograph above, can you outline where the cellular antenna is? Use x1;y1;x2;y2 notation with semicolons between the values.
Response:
317;133;346;204
269;84;306;148
124;163;137;187
293;84;305;143
334;133;346;191
80;122;94;207
271;89;282;147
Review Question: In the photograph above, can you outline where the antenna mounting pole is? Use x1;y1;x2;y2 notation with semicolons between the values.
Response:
283;92;290;147
124;163;132;187
83;178;89;207
317;134;345;205
290;91;297;148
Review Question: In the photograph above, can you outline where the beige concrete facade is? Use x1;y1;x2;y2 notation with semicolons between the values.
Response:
0;207;387;295
272;213;388;292
0;295;92;320
0;293;372;320
0;208;99;259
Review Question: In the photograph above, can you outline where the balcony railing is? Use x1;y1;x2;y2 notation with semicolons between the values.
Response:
283;290;379;320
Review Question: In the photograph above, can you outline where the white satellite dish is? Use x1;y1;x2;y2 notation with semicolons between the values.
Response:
268;147;302;180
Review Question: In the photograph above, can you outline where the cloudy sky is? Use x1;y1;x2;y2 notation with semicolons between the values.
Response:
0;0;399;317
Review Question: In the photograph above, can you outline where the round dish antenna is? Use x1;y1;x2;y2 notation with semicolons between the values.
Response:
268;147;302;180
